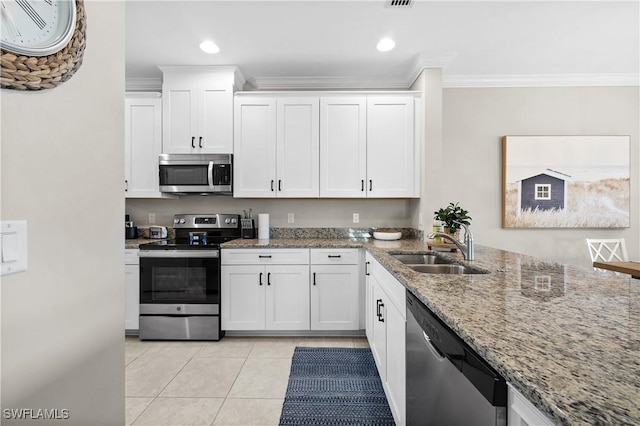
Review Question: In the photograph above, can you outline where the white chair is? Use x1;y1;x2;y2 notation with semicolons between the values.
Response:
586;238;629;262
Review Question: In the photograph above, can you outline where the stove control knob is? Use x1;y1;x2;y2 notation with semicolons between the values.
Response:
225;218;231;224
231;218;237;224
173;219;179;224
179;218;186;224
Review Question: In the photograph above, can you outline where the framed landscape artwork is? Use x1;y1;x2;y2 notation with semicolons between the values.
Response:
502;135;630;228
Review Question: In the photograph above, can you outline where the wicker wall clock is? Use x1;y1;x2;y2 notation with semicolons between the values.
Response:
0;0;86;90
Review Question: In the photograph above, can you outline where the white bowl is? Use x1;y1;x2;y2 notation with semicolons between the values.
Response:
373;231;402;241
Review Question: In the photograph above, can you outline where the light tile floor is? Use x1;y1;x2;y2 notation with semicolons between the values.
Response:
125;336;369;426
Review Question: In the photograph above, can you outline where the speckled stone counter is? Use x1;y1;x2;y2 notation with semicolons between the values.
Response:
222;238;639;426
125;238;165;249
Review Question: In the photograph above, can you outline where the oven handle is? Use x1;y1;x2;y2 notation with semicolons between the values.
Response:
139;251;219;258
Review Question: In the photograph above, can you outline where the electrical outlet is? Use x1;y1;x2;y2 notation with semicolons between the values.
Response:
288;213;295;224
353;213;360;223
148;213;156;224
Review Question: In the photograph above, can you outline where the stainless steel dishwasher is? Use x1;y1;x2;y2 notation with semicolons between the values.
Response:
406;291;507;426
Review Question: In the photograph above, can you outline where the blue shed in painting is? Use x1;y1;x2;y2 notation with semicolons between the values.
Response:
518;169;571;212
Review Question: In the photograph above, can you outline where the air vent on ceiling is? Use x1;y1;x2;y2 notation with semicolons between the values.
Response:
386;0;413;8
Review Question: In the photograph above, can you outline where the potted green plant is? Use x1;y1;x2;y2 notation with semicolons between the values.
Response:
433;202;472;237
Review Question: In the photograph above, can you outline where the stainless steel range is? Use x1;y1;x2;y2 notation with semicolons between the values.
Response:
138;213;240;341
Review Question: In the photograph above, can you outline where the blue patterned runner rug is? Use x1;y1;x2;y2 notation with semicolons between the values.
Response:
279;347;395;426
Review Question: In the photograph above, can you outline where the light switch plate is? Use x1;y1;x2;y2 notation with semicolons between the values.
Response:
1;220;27;276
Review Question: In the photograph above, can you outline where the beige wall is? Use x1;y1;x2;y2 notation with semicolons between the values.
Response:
442;86;639;267
1;2;125;425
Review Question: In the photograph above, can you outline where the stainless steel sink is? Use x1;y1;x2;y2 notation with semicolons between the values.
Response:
408;264;484;274
391;254;447;265
391;253;489;275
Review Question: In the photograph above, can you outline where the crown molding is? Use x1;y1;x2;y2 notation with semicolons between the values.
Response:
248;53;458;90
443;73;640;88
125;77;162;92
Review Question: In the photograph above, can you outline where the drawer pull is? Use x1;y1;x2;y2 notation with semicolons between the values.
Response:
376;299;384;322
258;255;272;259
328;255;342;258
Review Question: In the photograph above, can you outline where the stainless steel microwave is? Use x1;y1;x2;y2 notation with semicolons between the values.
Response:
159;154;232;194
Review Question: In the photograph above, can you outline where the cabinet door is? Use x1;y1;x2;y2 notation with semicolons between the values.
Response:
199;85;233;153
125;96;164;198
365;256;373;340
319;97;367;198
370;276;387;381
385;301;406;425
162;85;197;154
367;96;417;198
221;265;266;330
265;265;310;330
124;263;140;331
233;98;277;197
276;97;319;197
310;264;359;330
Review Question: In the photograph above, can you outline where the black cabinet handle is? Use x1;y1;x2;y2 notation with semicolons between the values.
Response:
365;261;370;276
328;255;342;258
267;272;271;285
259;272;263;286
278;180;282;191
361;180;364;192
271;180;274;191
191;137;195;148
125;180;128;192
369;180;373;191
258;255;272;259
199;136;203;148
313;272;316;286
376;299;384;322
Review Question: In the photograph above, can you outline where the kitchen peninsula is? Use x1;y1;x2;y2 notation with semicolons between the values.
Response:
222;236;638;426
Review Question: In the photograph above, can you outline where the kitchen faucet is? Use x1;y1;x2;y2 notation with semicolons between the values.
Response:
428;222;475;261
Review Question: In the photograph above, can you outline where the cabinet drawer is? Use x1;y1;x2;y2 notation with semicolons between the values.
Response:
310;248;358;265
125;249;139;265
222;248;309;265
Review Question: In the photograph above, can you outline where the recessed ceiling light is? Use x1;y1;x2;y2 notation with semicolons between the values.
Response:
199;40;220;54
376;38;396;52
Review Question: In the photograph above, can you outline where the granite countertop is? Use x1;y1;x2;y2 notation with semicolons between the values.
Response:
222;237;639;426
125;238;165;249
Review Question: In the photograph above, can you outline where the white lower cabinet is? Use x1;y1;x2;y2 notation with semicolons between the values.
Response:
508;384;555;426
124;249;139;332
365;252;406;426
310;249;359;330
221;249;310;330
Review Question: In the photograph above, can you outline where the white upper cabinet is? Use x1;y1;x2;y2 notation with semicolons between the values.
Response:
234;91;421;199
234;95;319;198
367;96;419;198
319;97;367;198
160;66;244;154
124;93;167;198
233;97;277;197
276;97;320;197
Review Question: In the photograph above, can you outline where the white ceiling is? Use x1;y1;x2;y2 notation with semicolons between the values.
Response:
125;0;640;90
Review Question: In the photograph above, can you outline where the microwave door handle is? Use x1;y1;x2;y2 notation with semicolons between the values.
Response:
208;161;214;189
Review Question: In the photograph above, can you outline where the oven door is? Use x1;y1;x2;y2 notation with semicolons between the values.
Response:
139;250;220;305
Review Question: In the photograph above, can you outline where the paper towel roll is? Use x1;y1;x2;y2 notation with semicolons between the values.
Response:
258;214;270;240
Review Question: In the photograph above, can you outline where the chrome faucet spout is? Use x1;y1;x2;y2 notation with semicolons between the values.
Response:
427;223;474;261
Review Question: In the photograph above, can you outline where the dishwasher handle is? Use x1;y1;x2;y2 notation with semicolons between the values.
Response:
423;331;447;361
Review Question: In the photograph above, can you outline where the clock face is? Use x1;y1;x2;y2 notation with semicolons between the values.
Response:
1;0;76;57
